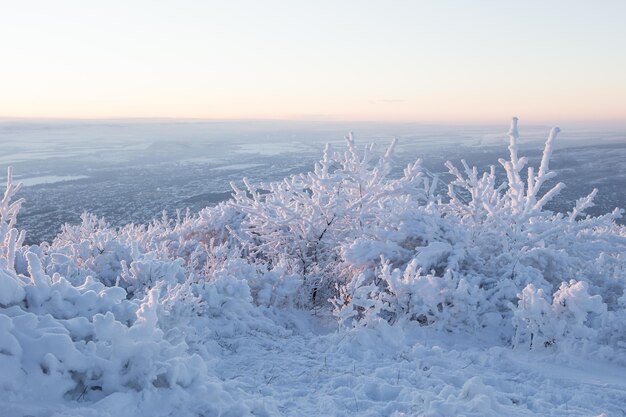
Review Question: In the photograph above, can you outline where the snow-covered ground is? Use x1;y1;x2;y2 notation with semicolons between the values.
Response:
3;309;625;416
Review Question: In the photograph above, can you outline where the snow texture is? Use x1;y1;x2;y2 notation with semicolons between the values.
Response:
0;119;625;416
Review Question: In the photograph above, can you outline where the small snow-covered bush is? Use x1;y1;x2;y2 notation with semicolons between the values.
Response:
512;280;607;349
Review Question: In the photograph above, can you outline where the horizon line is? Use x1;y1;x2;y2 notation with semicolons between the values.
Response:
2;115;625;128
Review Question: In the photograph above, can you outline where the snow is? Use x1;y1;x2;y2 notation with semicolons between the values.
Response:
2;306;625;417
211;163;265;171
18;175;89;187
207;319;626;416
3;313;624;416
235;142;300;156
0;119;625;416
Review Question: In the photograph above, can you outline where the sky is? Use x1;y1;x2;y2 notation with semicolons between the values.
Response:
1;0;625;124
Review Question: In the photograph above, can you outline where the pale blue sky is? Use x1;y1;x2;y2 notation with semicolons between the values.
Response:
1;0;625;123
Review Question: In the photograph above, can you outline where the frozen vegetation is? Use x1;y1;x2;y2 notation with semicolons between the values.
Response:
2;119;624;245
0;119;625;416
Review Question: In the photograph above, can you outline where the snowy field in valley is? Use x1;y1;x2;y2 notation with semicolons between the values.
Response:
0;119;625;416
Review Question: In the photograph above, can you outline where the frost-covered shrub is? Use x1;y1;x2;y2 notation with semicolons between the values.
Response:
0;255;204;403
42;213;133;286
0;289;205;402
333;253;476;330
120;256;186;296
329;118;625;347
0;168;25;271
231;134;433;303
0;268;24;306
0;168;26;306
0;171;233;406
512;280;607;349
443;118;625;314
